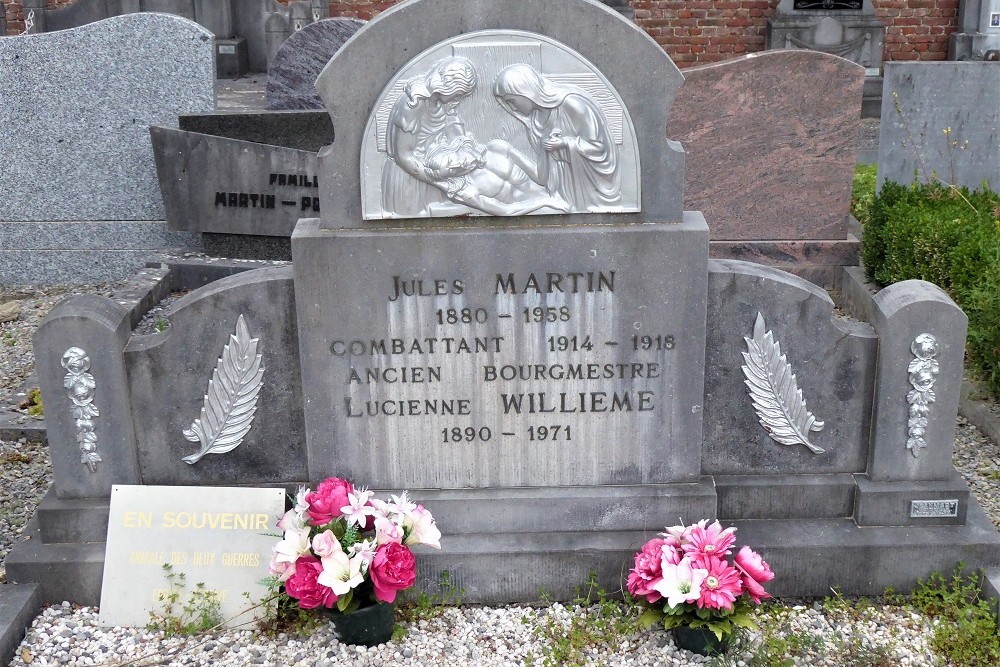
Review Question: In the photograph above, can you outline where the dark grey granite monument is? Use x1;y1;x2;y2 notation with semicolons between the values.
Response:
265;18;365;110
7;0;1000;607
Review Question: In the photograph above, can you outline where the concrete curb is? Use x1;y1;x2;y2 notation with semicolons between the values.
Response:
0;583;42;667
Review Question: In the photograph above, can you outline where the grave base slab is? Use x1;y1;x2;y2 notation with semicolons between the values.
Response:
8;489;1000;606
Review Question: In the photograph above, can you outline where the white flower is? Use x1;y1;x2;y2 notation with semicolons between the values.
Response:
293;485;310;520
318;548;365;596
652;557;708;608
340;488;376;527
388;492;417;516
403;505;441;549
272;518;310;568
349;538;377;571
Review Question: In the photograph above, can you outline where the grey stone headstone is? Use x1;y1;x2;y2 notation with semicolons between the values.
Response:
179;110;333;152
124;266;308;487
868;280;967;482
233;0;285;73
313;0;685;228
292;215;709;489
265;18;365;110
34;295;142;499
0;13;214;222
151;126;320;236
45;0;234;37
878;62;1000;192
702;260;878;475
669;50;864;241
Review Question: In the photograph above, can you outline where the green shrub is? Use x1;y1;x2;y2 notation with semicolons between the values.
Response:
850;164;878;226
860;180;1000;396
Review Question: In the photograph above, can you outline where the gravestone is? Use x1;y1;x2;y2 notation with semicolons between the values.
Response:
669;50;863;286
8;0;1000;606
151;127;321;237
0;13;212;284
766;0;885;75
950;0;1000;60
265;18;365;110
877;62;1000;192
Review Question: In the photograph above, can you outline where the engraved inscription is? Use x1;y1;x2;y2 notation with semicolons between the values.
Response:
62;347;101;473
906;333;939;458
910;499;960;518
362;30;641;219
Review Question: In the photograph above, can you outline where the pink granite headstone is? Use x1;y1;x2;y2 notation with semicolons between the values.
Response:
669;50;864;242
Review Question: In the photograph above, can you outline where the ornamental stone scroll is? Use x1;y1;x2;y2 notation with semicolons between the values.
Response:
360;30;641;220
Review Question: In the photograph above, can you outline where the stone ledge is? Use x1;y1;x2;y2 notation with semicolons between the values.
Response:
0;583;42;667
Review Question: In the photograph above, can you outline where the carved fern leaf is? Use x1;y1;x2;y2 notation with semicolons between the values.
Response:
741;312;825;454
182;315;264;465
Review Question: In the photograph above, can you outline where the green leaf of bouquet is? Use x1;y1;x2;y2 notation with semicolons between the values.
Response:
336;590;354;612
662;615;685;630
705;621;729;641
639;608;665;630
730;612;759;630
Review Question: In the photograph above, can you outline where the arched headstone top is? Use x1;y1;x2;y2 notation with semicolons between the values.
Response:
314;0;685;228
361;30;641;219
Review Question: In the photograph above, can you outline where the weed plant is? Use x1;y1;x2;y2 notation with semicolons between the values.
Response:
851;164;877;226
890;564;1000;667
146;564;223;637
522;573;640;667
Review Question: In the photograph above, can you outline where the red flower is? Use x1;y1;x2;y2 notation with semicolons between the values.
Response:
284;555;337;609
305;477;354;526
626;538;666;604
369;542;416;603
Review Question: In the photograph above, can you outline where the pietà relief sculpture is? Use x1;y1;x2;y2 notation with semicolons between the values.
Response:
361;31;641;219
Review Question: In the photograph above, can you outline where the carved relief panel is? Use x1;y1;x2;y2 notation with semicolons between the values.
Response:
361;30;641;219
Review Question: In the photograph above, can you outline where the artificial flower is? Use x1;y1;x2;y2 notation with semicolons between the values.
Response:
735;545;774;604
626;537;666;604
305;477;354;526
284;555;337;609
403;505;442;549
694;554;743;610
341;488;376;527
369;542;417;603
682;519;737;557
652;557;708;608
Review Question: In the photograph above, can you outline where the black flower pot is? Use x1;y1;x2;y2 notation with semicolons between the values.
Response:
328;602;395;646
672;625;731;656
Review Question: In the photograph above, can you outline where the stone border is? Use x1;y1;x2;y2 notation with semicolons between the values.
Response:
0;583;42;667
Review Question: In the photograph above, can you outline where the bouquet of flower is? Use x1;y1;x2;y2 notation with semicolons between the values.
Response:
269;476;441;613
627;519;774;641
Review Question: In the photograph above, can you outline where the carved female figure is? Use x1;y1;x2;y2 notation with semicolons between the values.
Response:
382;56;479;216
492;64;621;212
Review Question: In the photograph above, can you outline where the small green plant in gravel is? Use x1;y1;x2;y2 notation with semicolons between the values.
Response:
398;569;465;624
892;563;1000;666
522;572;640;667
253;575;323;638
146;564;223;637
25;387;42;416
155;317;168;332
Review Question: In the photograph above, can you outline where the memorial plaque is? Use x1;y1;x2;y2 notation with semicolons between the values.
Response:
910;499;960;518
793;1;862;9
99;485;285;627
293;216;709;489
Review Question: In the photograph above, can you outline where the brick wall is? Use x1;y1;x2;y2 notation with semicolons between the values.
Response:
2;1;72;34
3;0;960;64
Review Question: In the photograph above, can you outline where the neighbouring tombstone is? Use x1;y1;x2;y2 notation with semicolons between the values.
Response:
45;0;235;38
669;50;863;285
0;13;212;283
151;127;321;237
950;0;1000;60
99;485;285;627
265;18;365;110
877;61;1000;192
179;110;333;152
766;0;885;75
8;0;1000;607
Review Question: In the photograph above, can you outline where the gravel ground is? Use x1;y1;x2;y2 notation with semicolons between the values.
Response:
1;277;997;667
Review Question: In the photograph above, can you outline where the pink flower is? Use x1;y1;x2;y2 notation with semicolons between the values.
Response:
311;530;341;558
375;516;404;545
682;520;737;558
735;546;774;604
693;554;743;611
305;477;354;526
284;555;338;609
369;542;416;603
627;538;666;604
